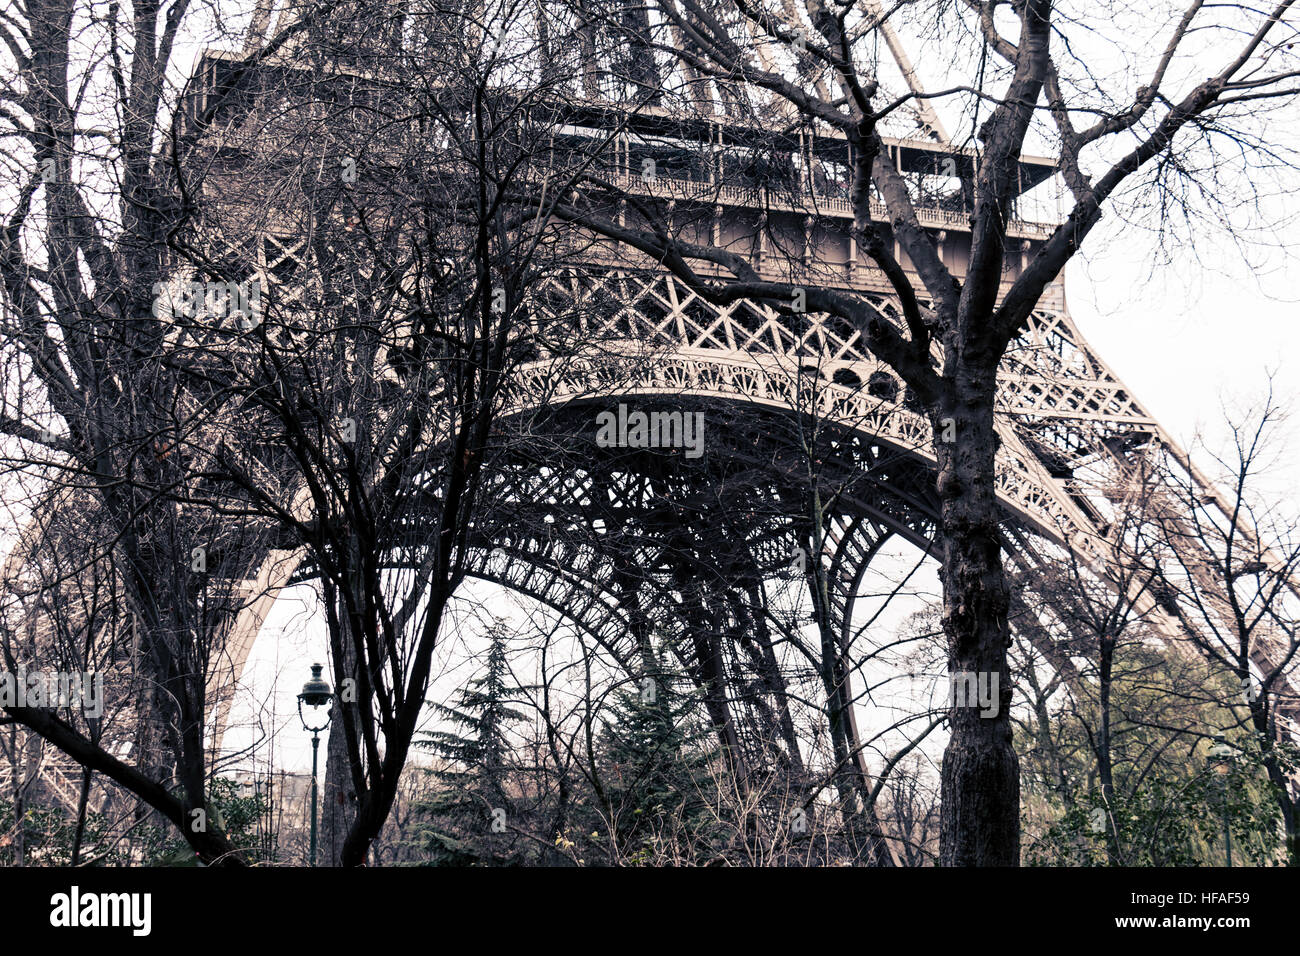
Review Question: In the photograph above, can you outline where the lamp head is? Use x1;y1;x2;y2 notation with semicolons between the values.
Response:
298;663;333;709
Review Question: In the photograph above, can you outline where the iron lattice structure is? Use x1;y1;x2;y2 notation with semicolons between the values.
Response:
6;1;1297;820
200;2;1300;778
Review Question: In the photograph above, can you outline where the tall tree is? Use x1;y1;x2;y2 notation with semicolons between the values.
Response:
415;624;532;865
198;0;611;865
1147;396;1300;864
0;0;330;864
591;645;721;864
550;0;1300;864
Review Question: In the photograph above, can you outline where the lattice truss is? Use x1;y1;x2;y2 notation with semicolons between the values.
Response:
248;0;943;138
508;266;1150;545
8;1;1298;805
201;0;1298;804
184;228;1300;768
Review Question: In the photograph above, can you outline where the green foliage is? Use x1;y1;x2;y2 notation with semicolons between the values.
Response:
140;777;276;866
0;775;274;866
1019;643;1287;866
413;624;533;865
1025;753;1282;866
588;649;725;864
0;797;118;866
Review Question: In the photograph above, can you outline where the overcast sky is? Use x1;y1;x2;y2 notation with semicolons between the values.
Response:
1070;221;1299;472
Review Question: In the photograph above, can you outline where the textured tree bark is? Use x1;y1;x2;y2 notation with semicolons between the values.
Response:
321;572;361;865
933;390;1019;866
1098;636;1119;865
320;688;358;866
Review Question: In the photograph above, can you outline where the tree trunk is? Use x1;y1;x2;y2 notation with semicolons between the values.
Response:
1248;695;1299;866
1097;636;1119;865
933;390;1020;866
70;767;92;866
321;608;360;866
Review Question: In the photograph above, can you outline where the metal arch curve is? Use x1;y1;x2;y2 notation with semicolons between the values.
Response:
505;347;1097;552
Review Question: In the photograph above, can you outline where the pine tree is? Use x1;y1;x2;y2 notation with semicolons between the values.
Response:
414;624;531;865
595;647;722;864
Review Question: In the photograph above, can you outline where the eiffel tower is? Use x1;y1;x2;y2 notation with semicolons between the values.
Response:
198;2;1300;764
8;1;1297;850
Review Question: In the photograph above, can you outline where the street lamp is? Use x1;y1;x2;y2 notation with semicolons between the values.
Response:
298;662;333;867
1208;738;1235;867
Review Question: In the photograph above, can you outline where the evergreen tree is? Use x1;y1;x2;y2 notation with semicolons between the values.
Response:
414;624;531;865
594;647;723;864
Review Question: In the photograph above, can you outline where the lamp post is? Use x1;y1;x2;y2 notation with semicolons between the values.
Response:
1208;738;1234;867
298;663;333;867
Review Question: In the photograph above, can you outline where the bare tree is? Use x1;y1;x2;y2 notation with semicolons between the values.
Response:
1147;394;1300;863
184;0;622;865
0;0;339;864
545;0;1300;864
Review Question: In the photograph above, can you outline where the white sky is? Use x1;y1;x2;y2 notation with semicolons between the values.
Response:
1069;223;1300;476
